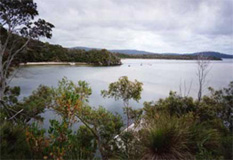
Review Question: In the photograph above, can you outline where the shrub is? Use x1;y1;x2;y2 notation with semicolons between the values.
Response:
139;114;193;160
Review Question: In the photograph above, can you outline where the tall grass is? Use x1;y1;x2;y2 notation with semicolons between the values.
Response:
140;114;193;160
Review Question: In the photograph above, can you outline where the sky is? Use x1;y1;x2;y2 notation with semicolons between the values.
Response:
35;0;233;54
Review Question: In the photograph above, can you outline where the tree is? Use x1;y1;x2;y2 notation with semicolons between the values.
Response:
201;81;233;132
0;85;52;123
101;76;143;128
0;0;54;101
196;54;210;102
50;77;123;160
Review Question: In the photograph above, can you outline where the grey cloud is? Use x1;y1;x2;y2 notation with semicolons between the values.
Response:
35;0;233;54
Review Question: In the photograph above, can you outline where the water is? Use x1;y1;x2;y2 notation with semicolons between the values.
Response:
11;59;233;127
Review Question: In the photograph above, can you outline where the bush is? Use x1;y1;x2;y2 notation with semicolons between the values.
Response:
139;114;193;160
0;122;31;159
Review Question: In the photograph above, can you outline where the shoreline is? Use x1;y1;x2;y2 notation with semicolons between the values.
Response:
19;62;90;66
119;57;222;61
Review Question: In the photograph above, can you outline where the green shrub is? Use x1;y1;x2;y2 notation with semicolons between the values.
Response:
140;114;193;160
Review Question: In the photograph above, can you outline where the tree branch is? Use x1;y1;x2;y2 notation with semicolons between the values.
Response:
8;109;23;120
4;38;30;79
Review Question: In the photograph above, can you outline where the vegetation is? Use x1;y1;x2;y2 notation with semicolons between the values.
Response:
67;48;121;66
101;76;143;127
0;0;54;101
0;76;232;159
18;39;122;66
115;52;222;60
0;1;232;160
0;29;122;66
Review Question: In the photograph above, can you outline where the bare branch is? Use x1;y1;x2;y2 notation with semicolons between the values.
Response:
196;54;211;102
8;109;23;120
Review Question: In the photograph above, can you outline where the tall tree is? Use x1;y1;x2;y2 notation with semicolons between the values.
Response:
0;0;54;101
101;76;143;127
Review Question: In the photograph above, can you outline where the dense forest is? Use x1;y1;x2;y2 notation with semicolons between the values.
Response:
19;40;122;66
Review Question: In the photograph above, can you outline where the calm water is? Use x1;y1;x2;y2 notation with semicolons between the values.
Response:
11;59;233;127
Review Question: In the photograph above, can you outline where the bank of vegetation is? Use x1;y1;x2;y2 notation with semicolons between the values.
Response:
0;27;121;66
115;52;222;60
1;77;232;160
1;26;221;68
19;40;122;66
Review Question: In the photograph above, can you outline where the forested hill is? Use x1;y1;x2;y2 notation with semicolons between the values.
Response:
74;46;232;59
190;52;233;59
17;42;122;66
115;53;221;60
2;23;226;64
1;27;121;66
18;41;121;66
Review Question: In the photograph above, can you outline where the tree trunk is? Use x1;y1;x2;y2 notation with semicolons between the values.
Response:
0;52;4;101
97;139;108;160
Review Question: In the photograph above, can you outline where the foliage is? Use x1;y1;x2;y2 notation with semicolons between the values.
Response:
102;76;143;127
2;86;21;106
0;122;31;159
201;81;233;132
75;125;97;159
188;122;222;159
140;82;233;159
78;106;123;159
68;49;121;66
102;76;143;103
18;41;122;66
114;130;143;160
25;78;123;160
143;91;196;119
127;107;143;126
0;85;52;124
24;78;95;159
26;119;97;160
139;114;193;160
0;0;54;39
16;85;52;123
0;0;54;101
51;77;92;123
115;52;221;60
1;77;232;159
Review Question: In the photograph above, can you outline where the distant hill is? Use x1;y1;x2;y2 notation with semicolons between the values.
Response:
110;49;155;55
72;47;155;54
72;46;99;51
72;47;233;59
71;46;95;51
190;51;233;59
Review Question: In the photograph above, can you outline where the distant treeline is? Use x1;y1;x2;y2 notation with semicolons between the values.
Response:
18;40;121;66
115;53;222;60
0;27;121;66
1;26;221;65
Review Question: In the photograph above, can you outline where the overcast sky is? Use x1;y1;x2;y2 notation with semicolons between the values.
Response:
35;0;233;54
